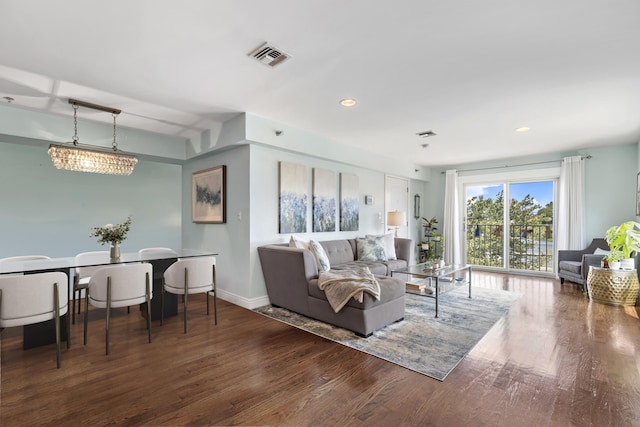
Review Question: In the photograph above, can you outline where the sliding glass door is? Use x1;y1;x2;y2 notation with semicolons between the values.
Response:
465;177;556;274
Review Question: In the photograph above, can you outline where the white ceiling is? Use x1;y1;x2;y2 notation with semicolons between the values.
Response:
1;0;639;167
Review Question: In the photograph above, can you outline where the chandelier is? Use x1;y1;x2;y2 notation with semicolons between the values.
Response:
48;99;138;175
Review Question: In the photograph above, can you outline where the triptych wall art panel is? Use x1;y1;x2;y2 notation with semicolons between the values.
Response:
340;173;359;231
279;161;308;233
312;168;337;232
278;161;360;234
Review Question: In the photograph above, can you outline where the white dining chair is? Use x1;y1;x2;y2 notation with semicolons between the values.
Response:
138;247;178;256
0;271;69;368
138;247;178;280
0;255;51;263
0;255;51;276
84;263;153;355
162;256;217;333
72;251;109;324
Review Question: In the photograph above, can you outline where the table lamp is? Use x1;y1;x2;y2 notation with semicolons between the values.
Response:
387;211;406;237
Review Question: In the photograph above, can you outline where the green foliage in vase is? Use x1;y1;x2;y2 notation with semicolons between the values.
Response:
605;221;640;259
604;249;624;263
421;216;438;231
90;216;132;245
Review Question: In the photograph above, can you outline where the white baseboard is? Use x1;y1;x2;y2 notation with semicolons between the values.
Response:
216;289;270;310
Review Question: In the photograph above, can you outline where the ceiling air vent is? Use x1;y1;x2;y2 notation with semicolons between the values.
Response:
248;42;291;67
416;130;437;138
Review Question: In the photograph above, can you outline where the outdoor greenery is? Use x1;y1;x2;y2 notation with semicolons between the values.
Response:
466;190;553;271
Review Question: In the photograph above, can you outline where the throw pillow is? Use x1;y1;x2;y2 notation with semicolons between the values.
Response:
289;235;310;250
309;240;331;272
594;248;610;256
365;233;397;260
356;237;388;262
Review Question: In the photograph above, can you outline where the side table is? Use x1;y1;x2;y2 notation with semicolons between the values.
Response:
586;266;639;306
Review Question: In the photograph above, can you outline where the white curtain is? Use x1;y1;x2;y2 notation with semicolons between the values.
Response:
557;155;585;250
443;169;463;264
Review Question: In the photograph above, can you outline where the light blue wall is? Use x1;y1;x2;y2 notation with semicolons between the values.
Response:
0;141;182;258
0;105;188;161
423;143;639;242
247;144;406;304
584;144;638;236
237;114;429;306
4;104;637;308
181;145;253;307
245;113;431;182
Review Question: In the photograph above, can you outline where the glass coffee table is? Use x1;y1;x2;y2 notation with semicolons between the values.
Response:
391;263;472;318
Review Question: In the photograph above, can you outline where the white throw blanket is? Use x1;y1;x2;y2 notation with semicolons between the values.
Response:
318;267;381;313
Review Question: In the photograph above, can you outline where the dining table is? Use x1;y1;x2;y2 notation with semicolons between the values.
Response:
0;248;218;349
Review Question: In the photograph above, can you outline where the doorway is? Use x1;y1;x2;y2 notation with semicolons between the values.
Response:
385;176;409;237
463;174;557;274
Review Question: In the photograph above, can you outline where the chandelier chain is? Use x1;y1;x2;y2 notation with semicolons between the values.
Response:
72;104;79;145
112;113;118;151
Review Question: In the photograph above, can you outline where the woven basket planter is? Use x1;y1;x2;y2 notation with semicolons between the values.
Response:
586;267;639;306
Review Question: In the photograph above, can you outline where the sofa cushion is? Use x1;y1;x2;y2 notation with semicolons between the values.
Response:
309;240;331;272
356;237;387;261
289;235;310;250
320;239;356;265
331;261;388;276
308;275;404;309
366;233;397;260
383;259;408;272
559;260;581;275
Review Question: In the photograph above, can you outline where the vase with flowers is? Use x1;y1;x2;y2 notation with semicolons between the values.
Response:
90;216;132;262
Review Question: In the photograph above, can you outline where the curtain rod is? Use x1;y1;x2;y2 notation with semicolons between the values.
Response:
441;155;592;174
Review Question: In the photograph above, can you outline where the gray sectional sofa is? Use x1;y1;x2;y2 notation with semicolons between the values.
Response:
257;237;411;337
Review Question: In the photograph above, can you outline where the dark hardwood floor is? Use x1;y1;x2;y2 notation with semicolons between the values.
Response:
1;272;639;426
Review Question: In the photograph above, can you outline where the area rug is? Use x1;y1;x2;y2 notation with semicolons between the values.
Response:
254;286;521;381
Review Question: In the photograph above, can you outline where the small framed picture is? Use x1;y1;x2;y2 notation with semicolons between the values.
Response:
192;165;226;223
365;195;374;205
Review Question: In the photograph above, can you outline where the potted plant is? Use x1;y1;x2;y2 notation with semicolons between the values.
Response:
605;221;640;270
421;216;438;237
604;249;624;270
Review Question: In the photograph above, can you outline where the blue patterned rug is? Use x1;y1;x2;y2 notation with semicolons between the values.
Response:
254;286;521;381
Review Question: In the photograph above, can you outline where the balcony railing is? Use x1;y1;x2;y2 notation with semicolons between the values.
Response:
467;223;554;272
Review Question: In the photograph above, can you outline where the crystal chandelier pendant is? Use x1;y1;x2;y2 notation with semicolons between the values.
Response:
48;99;138;175
48;144;138;175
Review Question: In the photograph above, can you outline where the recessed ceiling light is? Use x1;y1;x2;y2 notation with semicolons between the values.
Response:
339;99;357;107
515;127;530;132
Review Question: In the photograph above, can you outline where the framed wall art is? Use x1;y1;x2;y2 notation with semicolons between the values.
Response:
340;173;359;231
313;168;336;232
192;165;226;223
279;161;308;233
